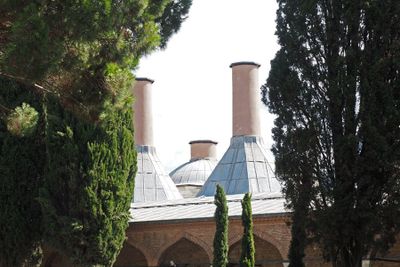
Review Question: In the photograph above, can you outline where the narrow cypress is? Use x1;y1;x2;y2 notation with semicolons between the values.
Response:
240;193;255;267
213;184;229;267
39;95;136;266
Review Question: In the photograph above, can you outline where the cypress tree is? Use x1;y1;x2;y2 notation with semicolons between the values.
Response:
287;186;309;267
213;184;229;267
239;193;255;267
38;92;136;266
263;0;400;266
0;2;193;266
0;78;45;267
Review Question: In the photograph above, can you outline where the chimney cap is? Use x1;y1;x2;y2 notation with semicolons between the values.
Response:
189;140;218;145
229;61;261;68
135;77;155;83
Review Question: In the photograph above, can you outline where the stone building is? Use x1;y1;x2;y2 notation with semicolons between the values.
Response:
113;61;294;267
43;62;400;267
113;61;400;267
170;140;218;198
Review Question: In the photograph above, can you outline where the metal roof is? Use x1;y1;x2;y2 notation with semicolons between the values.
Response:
133;145;183;203
130;192;287;223
170;158;218;186
197;136;281;196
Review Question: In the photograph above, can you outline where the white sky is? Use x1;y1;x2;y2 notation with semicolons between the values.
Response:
135;0;280;172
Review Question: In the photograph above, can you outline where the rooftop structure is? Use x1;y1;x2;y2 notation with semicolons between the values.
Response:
197;62;281;196
132;78;182;203
130;192;285;223
170;140;218;197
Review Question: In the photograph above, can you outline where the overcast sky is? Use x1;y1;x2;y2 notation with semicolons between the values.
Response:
135;0;280;172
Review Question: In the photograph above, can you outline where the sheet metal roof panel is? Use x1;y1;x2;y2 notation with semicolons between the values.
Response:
197;136;282;197
133;146;182;203
170;158;218;185
130;192;287;223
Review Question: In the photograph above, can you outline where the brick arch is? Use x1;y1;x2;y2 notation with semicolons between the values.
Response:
228;229;285;261
157;234;211;266
229;233;243;247
228;235;284;267
156;232;212;264
124;239;151;266
253;228;286;259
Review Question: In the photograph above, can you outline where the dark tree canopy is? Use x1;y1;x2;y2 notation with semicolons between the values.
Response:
0;1;192;266
213;184;229;267
39;94;136;267
240;193;255;267
263;0;400;266
0;78;45;267
0;0;192;120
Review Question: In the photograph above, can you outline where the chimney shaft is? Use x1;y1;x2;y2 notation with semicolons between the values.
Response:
230;62;261;136
133;78;154;146
189;140;217;160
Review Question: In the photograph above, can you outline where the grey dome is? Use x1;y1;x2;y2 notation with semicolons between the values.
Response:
170;158;218;186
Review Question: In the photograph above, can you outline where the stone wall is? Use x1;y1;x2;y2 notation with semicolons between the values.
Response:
115;215;291;267
41;215;400;267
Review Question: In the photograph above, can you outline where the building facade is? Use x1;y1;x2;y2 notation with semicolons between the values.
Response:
43;62;400;267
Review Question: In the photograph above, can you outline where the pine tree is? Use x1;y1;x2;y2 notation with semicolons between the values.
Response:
0;0;192;120
263;1;400;266
240;193;255;267
213;184;229;267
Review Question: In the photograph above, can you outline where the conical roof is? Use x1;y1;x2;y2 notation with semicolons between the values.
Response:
196;136;280;196
133;146;183;202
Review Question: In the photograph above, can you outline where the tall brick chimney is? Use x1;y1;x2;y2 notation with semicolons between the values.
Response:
131;77;182;203
197;62;281;197
230;62;261;136
133;77;154;146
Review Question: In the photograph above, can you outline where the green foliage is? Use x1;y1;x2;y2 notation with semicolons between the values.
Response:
263;0;400;266
0;2;192;266
158;0;193;48
0;77;45;267
287;190;308;267
6;102;39;137
213;184;229;267
239;193;255;267
0;0;192;119
39;94;136;266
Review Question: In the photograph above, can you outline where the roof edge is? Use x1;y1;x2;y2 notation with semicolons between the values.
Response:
130;212;290;225
189;140;218;145
229;61;261;68
135;77;154;83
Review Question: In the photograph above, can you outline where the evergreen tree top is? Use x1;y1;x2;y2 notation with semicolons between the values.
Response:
0;1;192;120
